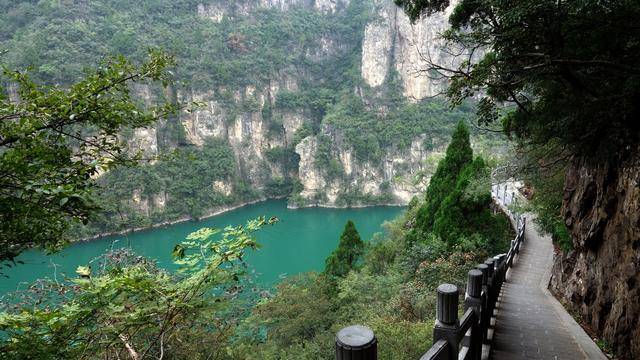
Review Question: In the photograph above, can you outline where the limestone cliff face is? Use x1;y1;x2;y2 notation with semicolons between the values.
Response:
197;0;348;21
177;79;300;189
549;148;640;359
294;125;436;206
361;0;459;99
126;0;462;215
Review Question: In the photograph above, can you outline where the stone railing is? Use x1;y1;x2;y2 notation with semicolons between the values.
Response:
334;183;525;360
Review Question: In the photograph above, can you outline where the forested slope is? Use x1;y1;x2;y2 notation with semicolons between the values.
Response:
394;0;640;357
0;0;505;237
0;120;513;360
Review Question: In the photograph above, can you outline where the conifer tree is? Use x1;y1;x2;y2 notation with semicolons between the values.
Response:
407;123;507;250
324;220;364;278
433;157;493;245
409;121;473;242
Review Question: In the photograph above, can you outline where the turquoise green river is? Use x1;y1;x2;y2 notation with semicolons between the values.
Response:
0;200;404;296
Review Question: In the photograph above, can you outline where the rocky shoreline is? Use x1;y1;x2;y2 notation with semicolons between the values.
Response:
286;202;407;210
77;198;270;242
79;197;409;242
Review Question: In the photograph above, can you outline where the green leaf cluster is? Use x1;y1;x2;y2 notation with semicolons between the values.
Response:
0;51;176;262
234;199;512;359
72;138;245;237
395;0;640;159
0;217;274;359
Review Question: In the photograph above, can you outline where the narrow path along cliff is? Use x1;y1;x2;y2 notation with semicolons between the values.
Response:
491;185;607;359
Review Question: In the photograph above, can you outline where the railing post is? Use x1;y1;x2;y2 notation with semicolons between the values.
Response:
433;283;459;360
484;258;495;282
484;257;498;346
475;264;490;343
493;254;507;289
464;270;483;360
476;263;488;290
484;258;496;310
335;325;377;360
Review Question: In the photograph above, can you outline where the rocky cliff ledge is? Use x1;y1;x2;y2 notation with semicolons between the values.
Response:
550;147;640;359
126;0;462;211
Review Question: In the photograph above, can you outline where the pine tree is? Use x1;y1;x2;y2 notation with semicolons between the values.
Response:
411;121;473;239
407;123;507;250
324;220;364;278
432;157;493;245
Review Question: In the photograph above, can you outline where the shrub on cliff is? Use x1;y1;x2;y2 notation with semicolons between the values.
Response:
0;51;176;262
433;157;491;244
414;121;473;232
0;218;274;359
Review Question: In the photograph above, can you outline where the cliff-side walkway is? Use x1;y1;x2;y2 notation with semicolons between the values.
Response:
490;215;607;360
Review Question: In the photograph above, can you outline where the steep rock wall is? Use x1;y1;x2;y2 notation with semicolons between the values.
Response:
125;0;463;218
294;125;438;206
197;0;348;21
550;147;640;359
361;0;459;99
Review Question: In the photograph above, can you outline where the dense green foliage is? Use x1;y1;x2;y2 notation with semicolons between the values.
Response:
0;217;276;359
413;122;473;234
0;0;374;235
0;0;501;238
528;171;572;252
391;1;640;352
432;157;491;243
324;220;365;278
225;128;511;358
74;139;250;237
324;94;472;162
511;142;573;252
0;128;513;359
232;176;511;359
392;1;640;303
0;1;365;90
394;0;640;160
407;122;508;251
0;51;175;262
3;0;637;357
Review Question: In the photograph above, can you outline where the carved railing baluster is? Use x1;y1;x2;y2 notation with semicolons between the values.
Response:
431;284;460;360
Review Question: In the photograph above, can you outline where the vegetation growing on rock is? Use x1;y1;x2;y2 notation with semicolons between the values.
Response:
0;51;176;261
0;128;512;359
0;0;508;238
395;0;640;357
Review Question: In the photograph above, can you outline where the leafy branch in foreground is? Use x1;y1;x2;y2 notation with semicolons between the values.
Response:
0;216;277;360
0;50;178;262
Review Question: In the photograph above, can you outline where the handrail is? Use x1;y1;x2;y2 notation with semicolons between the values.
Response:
334;183;526;360
419;340;449;360
457;309;476;344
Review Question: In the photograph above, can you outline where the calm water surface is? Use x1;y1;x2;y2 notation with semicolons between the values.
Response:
0;200;404;295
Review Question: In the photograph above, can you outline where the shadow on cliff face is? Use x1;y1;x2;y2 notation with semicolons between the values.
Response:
550;146;640;359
